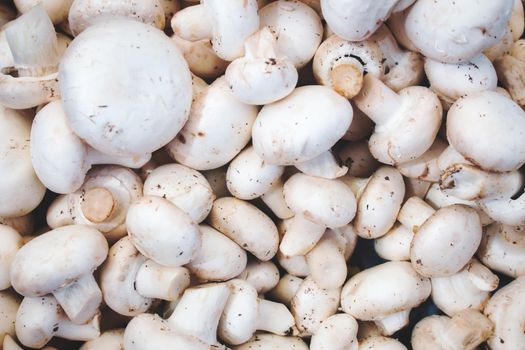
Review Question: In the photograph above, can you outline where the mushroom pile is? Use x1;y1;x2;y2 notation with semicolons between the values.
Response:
1;0;525;349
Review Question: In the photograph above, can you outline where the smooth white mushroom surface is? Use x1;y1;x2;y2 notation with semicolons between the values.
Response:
3;1;525;349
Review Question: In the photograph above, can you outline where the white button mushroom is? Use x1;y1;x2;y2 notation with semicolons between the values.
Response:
30;100;150;194
353;75;442;165
405;0;514;63
359;336;408;350
233;333;309;350
46;165;143;242
68;0;166;36
126;195;201;267
341;261;431;335
0;6;61;109
0;291;20;347
13;0;73;24
411;309;493;350
144;163;215;223
15;295;100;349
478;223;525;277
59;18;192;158
310;313;359;350
166;77;258;171
172;0;259;61
268;274;303;307
484;276;525;349
494;39;525;106
313;34;384;99
396;139;447;183
10;225;108;325
79;329;124;350
238;260;280;294
252;85;353;165
209;197;279;261
0;225;22;291
260;178;295;220
0;106;45;218
279;215;326;257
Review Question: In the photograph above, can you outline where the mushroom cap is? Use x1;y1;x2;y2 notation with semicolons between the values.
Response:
167;77;258;171
30;100;90;194
10;225;108;297
252;85;353;165
0;106;45;217
80;329;124;350
68;0;165;36
353;166;405;239
406;0;513;63
283;173;357;228
144;163;215;223
0;225;22;290
447;90;525;172
233;333;309;350
209;197;279;261
340;261;431;320
13;0;73;24
410;204;482;277
100;236;152;316
126;196;201;267
0;291;20;346
259;0;323;68
321;0;399;41
59;18;192;157
425;54;497;103
359;336;407;350
310;313;358;350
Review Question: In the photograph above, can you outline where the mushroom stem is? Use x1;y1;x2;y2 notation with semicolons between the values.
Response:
86;148;151;169
397;197;435;232
256;299;296;335
466;259;500;292
295;150;348;179
55;313;101;342
354;75;402;125
135;260;190;301
374;310;410;336
4;5;58;77
52;274;102;325
80;188;116;224
329;61;364;99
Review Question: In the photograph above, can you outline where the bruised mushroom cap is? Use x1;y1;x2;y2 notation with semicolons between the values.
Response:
0;106;45;218
167;77;258;171
13;0;73;24
321;0;402;41
252;85;353;165
259;0;323;68
284;173;357;228
68;0;165;36
447;91;525;172
100;236;152;316
144;163;215;223
10;225;108;297
410;205;482;277
126;195;201;267
405;0;513;63
59;18;192;157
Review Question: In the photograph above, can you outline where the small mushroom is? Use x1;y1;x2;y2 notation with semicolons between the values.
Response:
279;215;326;257
411;309;493;350
218;279;295;345
59;18;192;158
405;0;513;63
267;274;303;307
126;195;201;267
341;261;431;335
15;295;100;349
484;276;525;349
396;139;447;182
68;0;165;36
233;333;308;350
353;74;442;165
209;197;279;261
0;291;20;346
260;178;295;220
30;100;150;194
359;336;407;350
495;40;525;106
238;260;280;294
166;77;258;171
80;329;124;350
310;313;359;350
171;0;259;61
13;0;73;24
431;259;499;316
252;85;353;165
374;223;413;261
0;225;22;291
46;165;143;242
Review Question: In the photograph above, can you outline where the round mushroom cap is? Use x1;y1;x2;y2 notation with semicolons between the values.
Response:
410;205;482;277
252;85;353;165
406;0;513;63
10;225;108;297
144;163;215;223
80;329;124;350
234;333;309;350
447;91;525;172
0;106;46;218
259;0;323;68
59;18;192;157
126;196;201;267
68;0;165;36
30;100;90;194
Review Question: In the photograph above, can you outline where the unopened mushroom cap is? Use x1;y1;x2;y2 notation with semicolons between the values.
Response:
252;85;353;165
310;313;359;350
126;195;201;267
59;18;192;157
0;106;45;217
10;225;108;297
447;90;525;172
